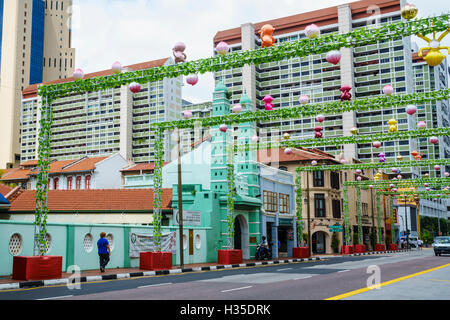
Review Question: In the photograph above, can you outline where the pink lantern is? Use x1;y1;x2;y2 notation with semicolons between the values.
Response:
417;121;427;129
429;137;439;145
219;124;228;133
397;175;402;179
434;165;441;171
316;114;325;123
391;168;398;173
129;82;141;93
112;61;122;74
424;183;429;187
183;110;193;119
326;50;341;65
311;160;318;166
369;185;374;189
406;105;417;116
299;95;309;105
263;95;274;111
445;172;450;177
186;75;199;86
356;176;362;181
216;41;230;55
305;24;320;39
390;184;395;188
284;148;293;155
73;68;84;80
340;158;347;164
373;141;382;149
355;169;362;175
383;85;394;96
173;42;186;52
232;104;242;113
173;42;187;63
392;188;398;192
426;187;431;191
251;135;259;143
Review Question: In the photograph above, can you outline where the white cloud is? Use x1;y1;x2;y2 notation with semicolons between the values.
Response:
71;0;450;103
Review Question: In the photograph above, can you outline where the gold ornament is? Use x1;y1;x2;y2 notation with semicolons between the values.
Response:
283;133;291;140
417;27;450;67
388;118;398;133
397;155;403;161
401;3;418;20
350;127;358;135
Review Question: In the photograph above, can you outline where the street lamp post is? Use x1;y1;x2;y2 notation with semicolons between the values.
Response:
404;194;409;251
306;172;312;257
177;129;184;268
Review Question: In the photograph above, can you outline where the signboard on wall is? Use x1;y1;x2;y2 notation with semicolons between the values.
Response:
129;232;177;258
173;210;202;226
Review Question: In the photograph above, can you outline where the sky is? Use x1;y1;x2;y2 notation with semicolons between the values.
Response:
70;0;450;104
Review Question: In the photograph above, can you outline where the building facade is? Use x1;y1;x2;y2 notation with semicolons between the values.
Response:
21;58;182;164
0;0;75;169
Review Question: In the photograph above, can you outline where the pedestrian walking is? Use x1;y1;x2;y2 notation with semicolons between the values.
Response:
97;232;111;272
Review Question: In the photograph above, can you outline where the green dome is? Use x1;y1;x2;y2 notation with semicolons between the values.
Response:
239;92;252;106
214;80;228;93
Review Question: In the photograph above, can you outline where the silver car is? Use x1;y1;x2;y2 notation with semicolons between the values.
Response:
432;236;450;256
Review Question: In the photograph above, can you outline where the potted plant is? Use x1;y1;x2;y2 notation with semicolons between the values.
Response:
331;232;340;254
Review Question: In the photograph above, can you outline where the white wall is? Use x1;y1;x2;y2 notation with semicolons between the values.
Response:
93;154;128;189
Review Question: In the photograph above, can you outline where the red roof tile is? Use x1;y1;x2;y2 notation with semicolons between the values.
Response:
0;184;13;197
9;189;173;212
1;168;31;181
23;58;169;98
258;147;340;164
121;162;169;172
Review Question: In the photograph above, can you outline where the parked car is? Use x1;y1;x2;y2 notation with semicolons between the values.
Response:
432;236;450;256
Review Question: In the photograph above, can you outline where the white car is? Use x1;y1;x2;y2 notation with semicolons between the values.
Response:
400;236;418;248
432;236;450;256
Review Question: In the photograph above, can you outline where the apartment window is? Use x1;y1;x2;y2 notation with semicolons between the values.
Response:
53;178;59;190
279;194;290;213
67;176;73;190
332;199;341;218
314;194;326;217
263;190;278;212
313;171;324;187
85;175;91;190
76;176;82;190
330;171;340;190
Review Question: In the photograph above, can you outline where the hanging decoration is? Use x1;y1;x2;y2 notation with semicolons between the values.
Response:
401;3;418;20
173;42;187;63
183;110;193;119
129;82;141;93
251;135;259;143
340;85;352;101
216;41;230;55
417;27;450;67
219;124;228;132
406;105;417;116
417;121;427;129
387;119;398;133
429;136;439;144
378;152;386;163
284;148;293;155
299;95;309;105
73;68;84;80
186;74;199;86
373;141;382;149
325;50;341;65
305;24;320;39
263;95;274;111
283;132;291;140
315;114;325;123
259;24;276;48
232;104;242;113
112;61;123;74
411;150;423;160
350;127;358;135
314;126;323;139
383;85;394;96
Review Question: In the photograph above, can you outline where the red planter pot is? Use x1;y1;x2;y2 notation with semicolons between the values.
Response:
389;244;398;251
354;244;366;253
376;244;386;252
139;252;172;271
342;245;354;255
292;247;310;259
218;249;242;265
12;256;63;281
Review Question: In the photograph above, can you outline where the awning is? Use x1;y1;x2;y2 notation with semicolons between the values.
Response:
0;193;10;207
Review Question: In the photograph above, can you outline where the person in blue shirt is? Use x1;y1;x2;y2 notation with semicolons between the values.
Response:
97;232;111;272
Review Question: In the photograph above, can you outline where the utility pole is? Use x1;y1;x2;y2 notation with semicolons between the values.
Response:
177;129;184;268
370;187;375;250
404;194;409;251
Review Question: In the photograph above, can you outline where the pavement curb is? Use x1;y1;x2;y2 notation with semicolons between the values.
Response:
0;250;410;291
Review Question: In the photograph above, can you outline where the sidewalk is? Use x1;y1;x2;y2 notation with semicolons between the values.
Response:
0;249;407;290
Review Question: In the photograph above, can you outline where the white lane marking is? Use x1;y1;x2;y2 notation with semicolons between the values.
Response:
221;286;253;293
338;269;351;273
277;268;293;271
294;275;313;280
138;282;172;289
37;295;73;300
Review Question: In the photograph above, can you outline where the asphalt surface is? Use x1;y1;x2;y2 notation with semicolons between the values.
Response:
0;249;448;302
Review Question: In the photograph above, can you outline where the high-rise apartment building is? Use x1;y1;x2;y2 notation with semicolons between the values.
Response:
21;58;182;163
0;0;75;169
213;0;449;218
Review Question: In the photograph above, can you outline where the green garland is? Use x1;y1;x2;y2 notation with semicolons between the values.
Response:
296;159;450;172
38;14;450;99
155;90;450;131
376;193;382;245
152;128;164;251
356;186;363;245
344;177;450;187
343;186;351;245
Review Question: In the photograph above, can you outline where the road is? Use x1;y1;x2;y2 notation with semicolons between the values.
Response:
1;249;448;302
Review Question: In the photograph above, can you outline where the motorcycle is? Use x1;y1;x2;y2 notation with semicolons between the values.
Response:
255;243;272;260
